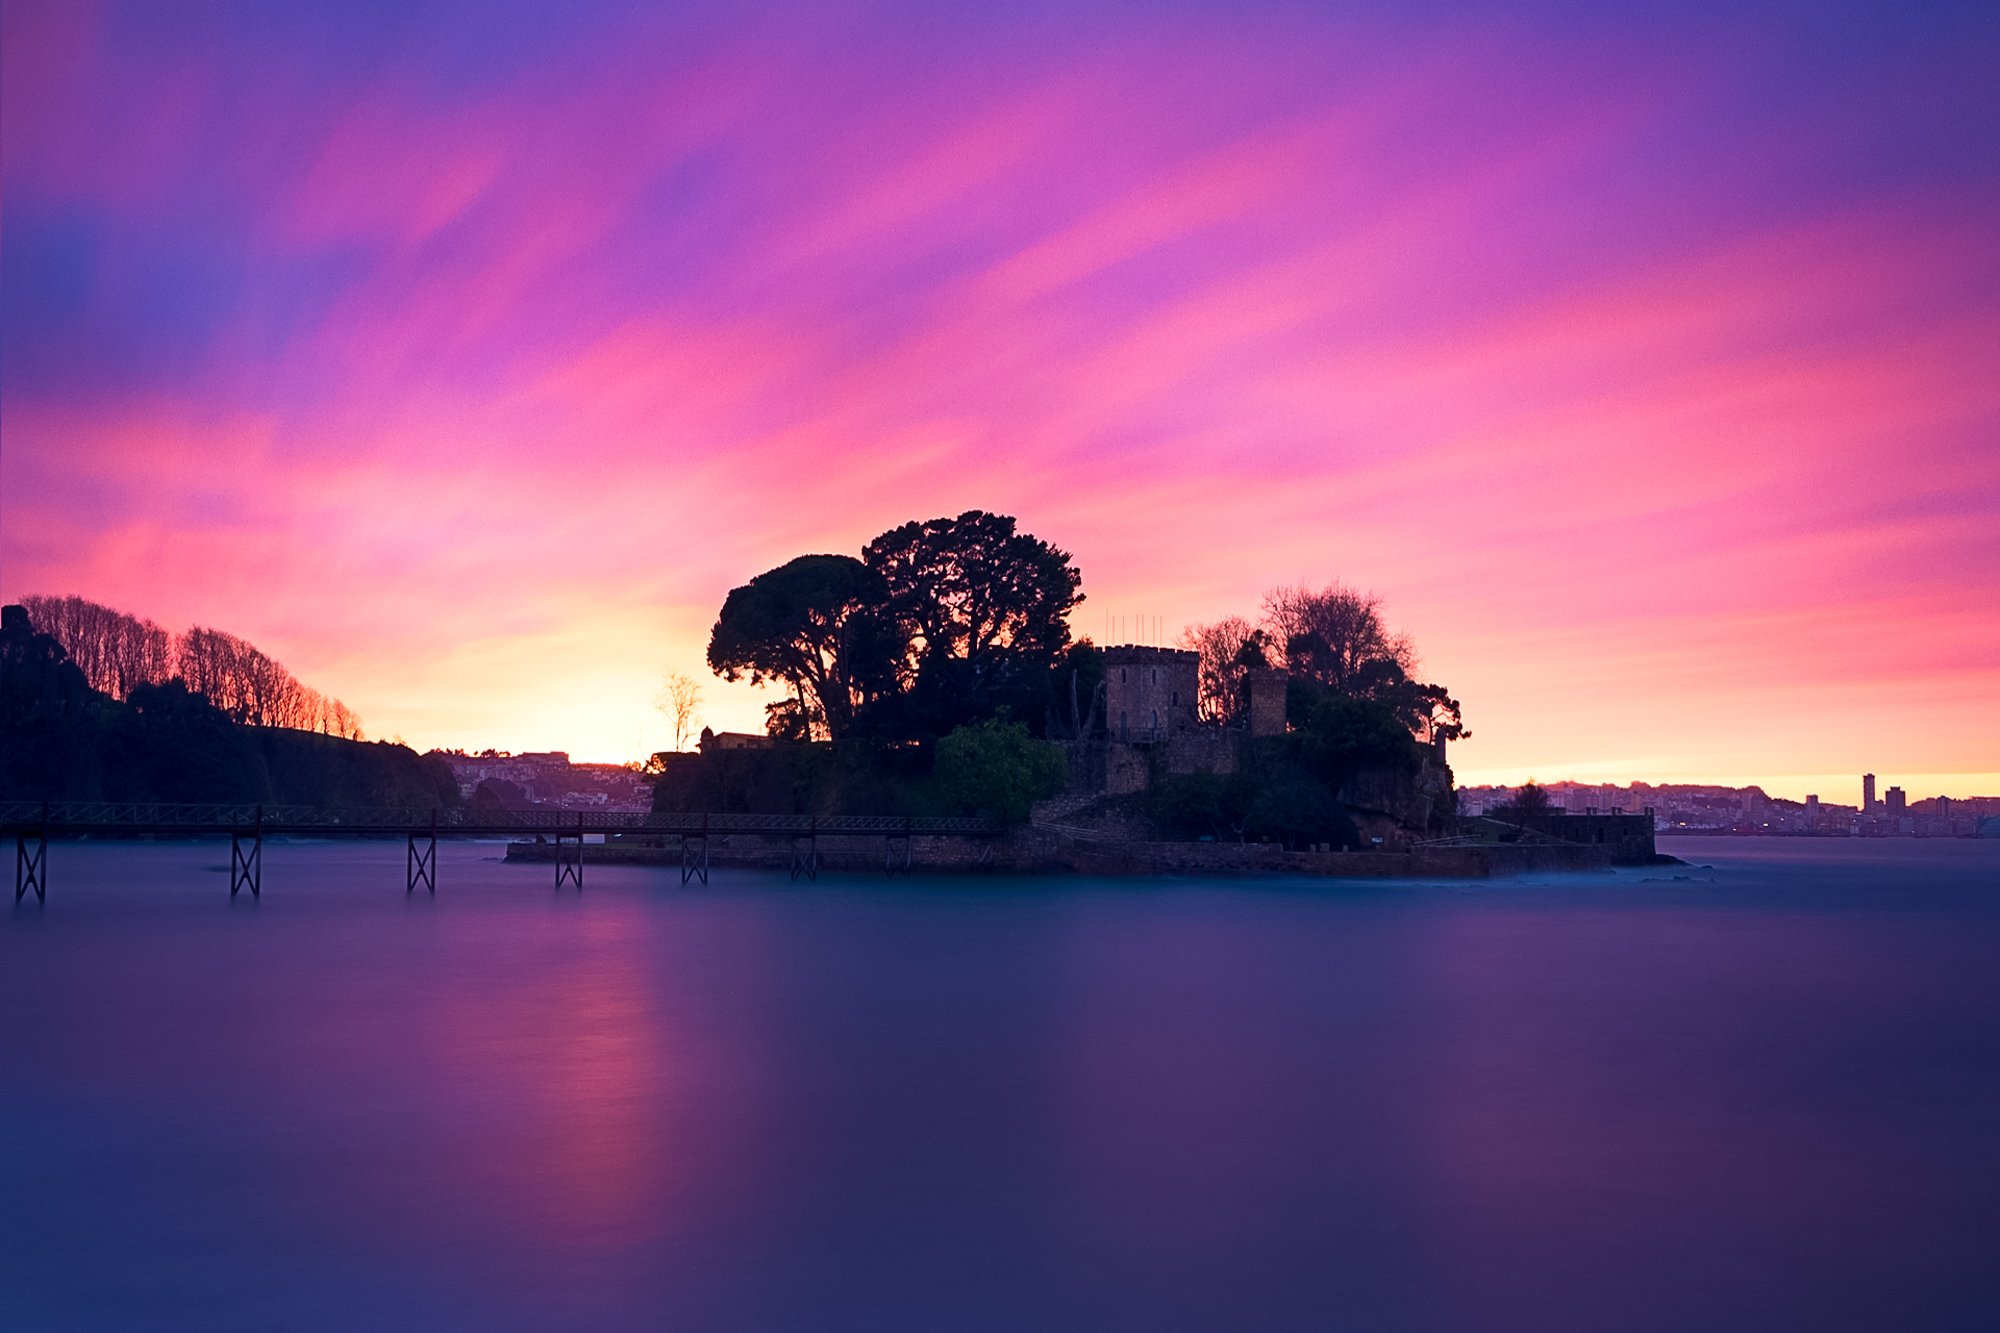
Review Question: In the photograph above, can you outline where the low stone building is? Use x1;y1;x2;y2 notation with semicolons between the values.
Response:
698;727;778;752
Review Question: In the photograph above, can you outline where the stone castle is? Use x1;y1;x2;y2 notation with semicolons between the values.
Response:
1076;644;1293;797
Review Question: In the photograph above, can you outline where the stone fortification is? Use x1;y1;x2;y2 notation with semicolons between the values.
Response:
1101;645;1199;741
1245;668;1288;737
509;831;1613;878
1477;812;1656;865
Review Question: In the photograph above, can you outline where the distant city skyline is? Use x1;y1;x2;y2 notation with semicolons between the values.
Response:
1454;770;2000;809
3;1;1995;785
1458;776;2000;835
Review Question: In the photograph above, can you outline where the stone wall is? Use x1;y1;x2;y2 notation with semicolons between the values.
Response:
1162;728;1240;778
1104;742;1151;796
1035;835;1611;877
1065;729;1245;798
1503;812;1656;865
514;830;1611;878
519;833;1011;873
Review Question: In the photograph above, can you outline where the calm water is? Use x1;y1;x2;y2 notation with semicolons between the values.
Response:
3;837;1996;1332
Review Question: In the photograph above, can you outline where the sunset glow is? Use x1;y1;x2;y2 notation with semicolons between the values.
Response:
4;1;1996;798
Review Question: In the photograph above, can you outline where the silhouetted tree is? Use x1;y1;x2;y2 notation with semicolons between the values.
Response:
1495;783;1554;818
1347;657;1469;743
1177;582;1475;744
1262;582;1414;696
324;697;363;740
18;594;173;699
1181;616;1263;723
657;670;702;751
1047;639;1105;740
762;696;815;742
170;623;360;735
1291;691;1422;788
707;555;898;740
863;510;1082;736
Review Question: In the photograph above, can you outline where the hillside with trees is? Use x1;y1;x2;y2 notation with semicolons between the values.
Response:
0;603;454;808
17;594;363;735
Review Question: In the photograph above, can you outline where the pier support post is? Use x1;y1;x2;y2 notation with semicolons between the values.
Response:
15;807;48;903
789;817;818;882
554;814;584;891
230;806;263;901
407;810;437;895
681;823;709;886
885;817;913;877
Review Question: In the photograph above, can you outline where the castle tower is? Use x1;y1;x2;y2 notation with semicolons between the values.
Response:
1102;645;1199;741
1246;668;1288;737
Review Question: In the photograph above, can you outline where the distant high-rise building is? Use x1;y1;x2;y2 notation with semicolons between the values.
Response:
1805;794;1820;809
1886;786;1906;814
1863;773;1877;811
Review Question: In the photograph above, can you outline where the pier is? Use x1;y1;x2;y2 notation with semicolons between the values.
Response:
2;802;999;901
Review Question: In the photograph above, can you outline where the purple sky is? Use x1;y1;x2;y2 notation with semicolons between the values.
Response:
4;0;1997;797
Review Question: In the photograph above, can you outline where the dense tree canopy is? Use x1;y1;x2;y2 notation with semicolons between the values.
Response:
932;719;1068;822
1346;658;1467;744
864;511;1081;669
1150;765;1363;850
710;513;1085;742
863;510;1083;736
706;555;898;740
1291;691;1423;784
107;680;268;802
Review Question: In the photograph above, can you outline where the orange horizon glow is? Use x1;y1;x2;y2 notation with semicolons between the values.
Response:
3;3;1996;796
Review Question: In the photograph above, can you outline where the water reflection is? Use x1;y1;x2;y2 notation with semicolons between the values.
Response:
2;840;1996;1330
